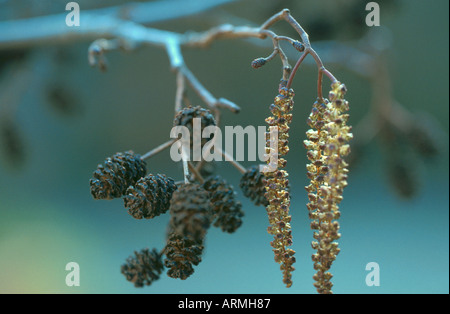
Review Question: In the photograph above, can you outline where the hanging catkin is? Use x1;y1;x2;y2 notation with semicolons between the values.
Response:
264;81;296;288
304;82;352;294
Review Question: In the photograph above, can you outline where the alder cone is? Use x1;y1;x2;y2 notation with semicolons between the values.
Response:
124;174;178;219
203;175;244;233
164;232;204;280
90;151;147;200
239;165;269;206
121;248;164;288
0;118;25;167
168;183;211;244
173;106;216;149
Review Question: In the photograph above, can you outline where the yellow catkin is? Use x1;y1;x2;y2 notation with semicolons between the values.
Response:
304;81;353;294
264;82;296;288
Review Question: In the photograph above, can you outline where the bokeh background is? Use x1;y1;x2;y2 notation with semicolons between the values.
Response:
0;0;448;294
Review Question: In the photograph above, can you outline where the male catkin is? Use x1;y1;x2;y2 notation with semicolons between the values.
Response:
264;81;296;288
304;82;352;294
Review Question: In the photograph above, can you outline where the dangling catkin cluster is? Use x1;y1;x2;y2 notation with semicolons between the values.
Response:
121;248;164;288
124;174;177;219
264;81;296;288
304;81;352;294
90;151;147;200
203;175;244;233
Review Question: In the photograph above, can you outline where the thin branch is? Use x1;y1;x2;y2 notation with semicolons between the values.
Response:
259;29;292;80
188;161;205;184
88;38;128;71
273;10;338;97
178;65;240;113
183;25;265;48
286;50;309;89
174;71;185;114
141;139;176;160
182;146;190;184
216;146;246;175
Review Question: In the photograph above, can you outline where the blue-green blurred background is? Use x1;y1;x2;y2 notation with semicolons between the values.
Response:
0;0;448;294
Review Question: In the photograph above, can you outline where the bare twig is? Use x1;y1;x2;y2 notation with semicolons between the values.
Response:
141;139;177;160
263;9;338;98
181;146;190;184
178;65;239;112
216;146;246;175
88;38;131;72
174;71;185;114
188;161;204;184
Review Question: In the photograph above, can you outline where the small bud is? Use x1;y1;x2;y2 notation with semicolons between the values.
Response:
292;40;305;52
251;57;266;69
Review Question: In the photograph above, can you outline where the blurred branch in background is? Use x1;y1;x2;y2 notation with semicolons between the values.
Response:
0;0;447;199
0;0;237;48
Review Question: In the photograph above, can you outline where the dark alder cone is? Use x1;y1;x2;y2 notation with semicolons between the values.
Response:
90;151;147;200
46;85;83;117
164;232;204;280
169;183;211;244
173;106;216;149
239;165;269;206
406;119;439;159
202;176;244;233
121;248;164;288
173;106;216;128
124;174;178;219
0;118;25;168
387;154;418;199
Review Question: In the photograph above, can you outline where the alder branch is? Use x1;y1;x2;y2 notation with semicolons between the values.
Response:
1;2;378;103
141;139;177;161
0;3;386;181
208;12;378;79
0;0;237;49
80;8;352;180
